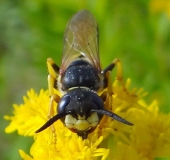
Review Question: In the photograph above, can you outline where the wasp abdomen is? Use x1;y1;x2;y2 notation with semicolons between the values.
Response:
61;60;100;91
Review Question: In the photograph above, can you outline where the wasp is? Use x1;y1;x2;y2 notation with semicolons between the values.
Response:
35;10;133;139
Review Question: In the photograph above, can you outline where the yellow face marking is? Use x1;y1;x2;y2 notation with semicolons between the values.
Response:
65;112;99;131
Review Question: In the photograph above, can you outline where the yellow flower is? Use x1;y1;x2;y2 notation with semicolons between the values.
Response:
4;78;170;160
4;89;49;136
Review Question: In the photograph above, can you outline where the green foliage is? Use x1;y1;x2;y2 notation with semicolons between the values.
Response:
1;0;170;159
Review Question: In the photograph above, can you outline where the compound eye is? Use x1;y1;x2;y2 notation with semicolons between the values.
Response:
57;95;70;114
91;94;104;120
92;94;104;110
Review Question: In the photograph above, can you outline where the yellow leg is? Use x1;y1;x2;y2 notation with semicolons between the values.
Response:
48;94;60;144
114;59;125;88
48;94;60;119
98;58;125;137
47;57;60;117
47;58;60;95
105;71;112;111
101;58;124;109
47;58;59;78
102;58;125;88
48;74;56;97
46;58;60;143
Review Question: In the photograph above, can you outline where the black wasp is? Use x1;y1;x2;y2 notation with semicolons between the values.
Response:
35;10;133;139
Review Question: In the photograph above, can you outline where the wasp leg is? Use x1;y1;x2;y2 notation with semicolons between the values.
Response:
102;58;123;81
47;58;60;95
47;58;60;118
97;71;112;137
47;58;60;78
105;71;113;110
47;58;60;143
102;58;125;89
98;59;125;137
101;59;119;109
101;58;119;75
47;94;60;144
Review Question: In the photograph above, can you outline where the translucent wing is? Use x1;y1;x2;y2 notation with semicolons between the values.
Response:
59;10;101;74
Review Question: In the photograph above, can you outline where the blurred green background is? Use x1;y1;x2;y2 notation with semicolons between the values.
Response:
1;0;170;159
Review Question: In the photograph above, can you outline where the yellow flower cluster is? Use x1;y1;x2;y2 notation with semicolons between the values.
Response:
4;78;170;160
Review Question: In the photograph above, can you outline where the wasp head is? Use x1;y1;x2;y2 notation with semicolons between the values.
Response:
58;88;104;139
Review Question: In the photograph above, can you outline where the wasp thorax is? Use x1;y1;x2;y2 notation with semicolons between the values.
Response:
61;60;101;91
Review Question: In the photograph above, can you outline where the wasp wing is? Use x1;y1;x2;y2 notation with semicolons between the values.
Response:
60;10;101;74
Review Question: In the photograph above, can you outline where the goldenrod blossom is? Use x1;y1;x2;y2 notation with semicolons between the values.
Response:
4;78;170;160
